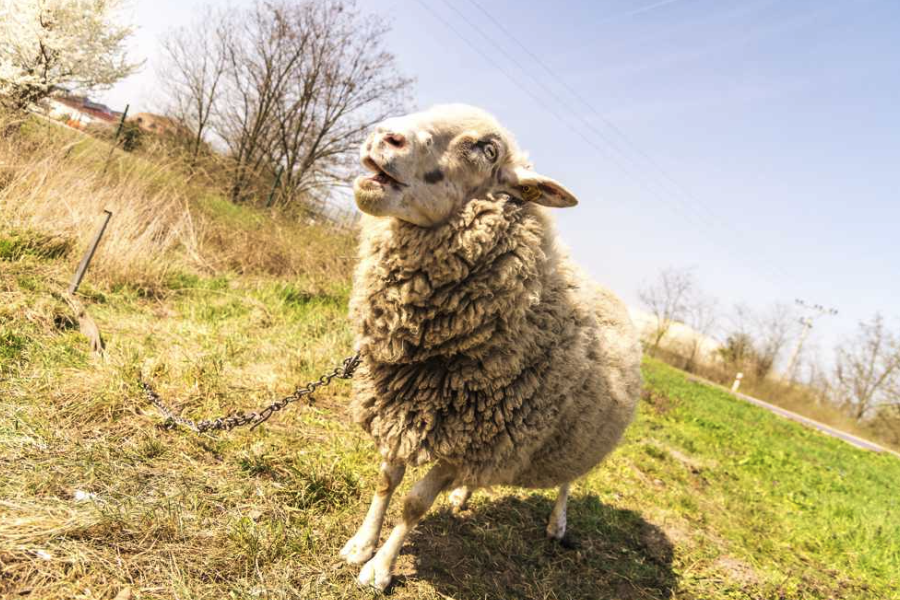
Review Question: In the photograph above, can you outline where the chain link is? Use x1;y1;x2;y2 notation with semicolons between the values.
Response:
139;353;361;433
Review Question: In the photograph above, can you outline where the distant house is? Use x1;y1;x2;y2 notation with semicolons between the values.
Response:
44;95;122;130
128;113;184;136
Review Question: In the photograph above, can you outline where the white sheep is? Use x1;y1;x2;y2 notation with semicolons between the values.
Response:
341;104;642;591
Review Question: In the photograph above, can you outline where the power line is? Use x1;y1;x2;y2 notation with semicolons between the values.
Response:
419;0;795;291
463;0;796;285
594;0;696;26
438;0;723;235
413;0;701;227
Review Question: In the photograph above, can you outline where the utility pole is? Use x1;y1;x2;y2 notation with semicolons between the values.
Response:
785;299;838;382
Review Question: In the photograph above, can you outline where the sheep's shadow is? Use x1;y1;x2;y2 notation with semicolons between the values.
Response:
394;493;676;600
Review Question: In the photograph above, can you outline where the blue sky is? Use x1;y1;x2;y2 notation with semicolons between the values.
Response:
101;0;900;368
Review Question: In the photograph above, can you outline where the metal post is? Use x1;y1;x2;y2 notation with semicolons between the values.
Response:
731;372;743;393
112;104;130;144
69;210;112;295
103;104;130;173
266;166;284;208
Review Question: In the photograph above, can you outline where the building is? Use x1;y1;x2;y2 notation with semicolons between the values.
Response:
128;112;183;136
44;95;122;130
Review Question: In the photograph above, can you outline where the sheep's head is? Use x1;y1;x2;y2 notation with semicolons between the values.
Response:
354;104;579;227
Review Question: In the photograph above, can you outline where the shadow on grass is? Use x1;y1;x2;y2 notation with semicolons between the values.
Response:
395;493;675;600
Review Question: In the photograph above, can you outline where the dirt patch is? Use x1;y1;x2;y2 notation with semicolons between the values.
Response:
714;556;759;586
642;389;680;415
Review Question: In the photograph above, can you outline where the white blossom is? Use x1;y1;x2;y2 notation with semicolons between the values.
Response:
0;0;139;109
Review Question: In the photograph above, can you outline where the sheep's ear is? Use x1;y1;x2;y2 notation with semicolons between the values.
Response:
503;165;578;208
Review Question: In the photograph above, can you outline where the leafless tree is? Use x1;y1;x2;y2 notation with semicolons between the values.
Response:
683;293;718;372
265;0;412;204
751;302;796;379
639;267;696;351
164;0;412;206
158;7;229;164
721;302;795;379
834;313;900;422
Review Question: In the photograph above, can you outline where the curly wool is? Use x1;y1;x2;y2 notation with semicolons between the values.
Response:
349;195;640;487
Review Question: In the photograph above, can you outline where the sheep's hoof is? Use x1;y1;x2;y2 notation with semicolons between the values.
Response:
358;557;393;592
546;520;566;541
340;536;377;565
449;486;471;514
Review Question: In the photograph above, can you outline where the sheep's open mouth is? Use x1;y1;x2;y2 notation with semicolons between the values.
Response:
363;157;405;187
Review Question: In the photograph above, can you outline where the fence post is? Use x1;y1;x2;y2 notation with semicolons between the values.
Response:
103;104;130;173
69;210;112;295
731;372;744;393
266;166;284;208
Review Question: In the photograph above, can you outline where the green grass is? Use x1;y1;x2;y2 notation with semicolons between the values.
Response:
1;243;897;600
0;229;71;262
0;118;896;599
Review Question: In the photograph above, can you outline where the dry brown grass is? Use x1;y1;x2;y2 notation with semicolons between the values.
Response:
0;113;356;297
0;119;201;292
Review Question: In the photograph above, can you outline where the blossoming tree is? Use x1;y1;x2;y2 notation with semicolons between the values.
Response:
0;0;139;110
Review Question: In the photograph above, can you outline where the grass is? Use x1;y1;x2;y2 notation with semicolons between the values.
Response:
1;116;898;599
2;261;898;599
0;114;356;296
651;346;900;453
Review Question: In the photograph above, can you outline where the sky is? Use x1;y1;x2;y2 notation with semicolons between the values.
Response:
99;0;900;372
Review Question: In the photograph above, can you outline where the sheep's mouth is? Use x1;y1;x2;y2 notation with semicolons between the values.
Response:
363;156;406;187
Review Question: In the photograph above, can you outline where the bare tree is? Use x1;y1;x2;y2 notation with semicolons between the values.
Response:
214;2;301;203
751;302;796;379
639;267;696;351
721;302;795;379
164;0;412;206
158;7;229;164
834;313;900;421
683;293;718;372
266;0;412;205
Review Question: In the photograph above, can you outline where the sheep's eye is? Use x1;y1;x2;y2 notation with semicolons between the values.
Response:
483;141;498;162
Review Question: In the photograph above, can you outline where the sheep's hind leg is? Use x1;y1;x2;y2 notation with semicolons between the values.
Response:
546;482;570;541
449;485;472;513
340;461;405;565
358;462;455;591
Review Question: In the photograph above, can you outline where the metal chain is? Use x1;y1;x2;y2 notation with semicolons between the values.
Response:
139;353;361;433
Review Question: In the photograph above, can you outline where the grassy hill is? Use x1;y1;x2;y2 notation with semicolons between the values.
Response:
1;120;898;600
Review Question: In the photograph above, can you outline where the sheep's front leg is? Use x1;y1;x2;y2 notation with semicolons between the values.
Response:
340;461;405;565
546;482;570;540
448;485;472;513
358;462;455;591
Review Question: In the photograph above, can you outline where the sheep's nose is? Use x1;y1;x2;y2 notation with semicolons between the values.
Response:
382;132;406;149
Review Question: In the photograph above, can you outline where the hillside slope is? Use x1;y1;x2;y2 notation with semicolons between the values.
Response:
1;124;898;600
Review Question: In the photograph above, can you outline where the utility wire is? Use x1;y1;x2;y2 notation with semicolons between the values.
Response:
413;0;700;228
441;0;727;236
428;0;730;238
600;0;694;24
464;0;796;284
421;0;794;290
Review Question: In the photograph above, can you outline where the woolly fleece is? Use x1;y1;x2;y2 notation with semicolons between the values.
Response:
349;193;641;489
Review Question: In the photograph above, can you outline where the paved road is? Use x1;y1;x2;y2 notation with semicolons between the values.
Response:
686;375;900;458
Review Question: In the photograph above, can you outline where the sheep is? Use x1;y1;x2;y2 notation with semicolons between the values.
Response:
341;104;642;591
